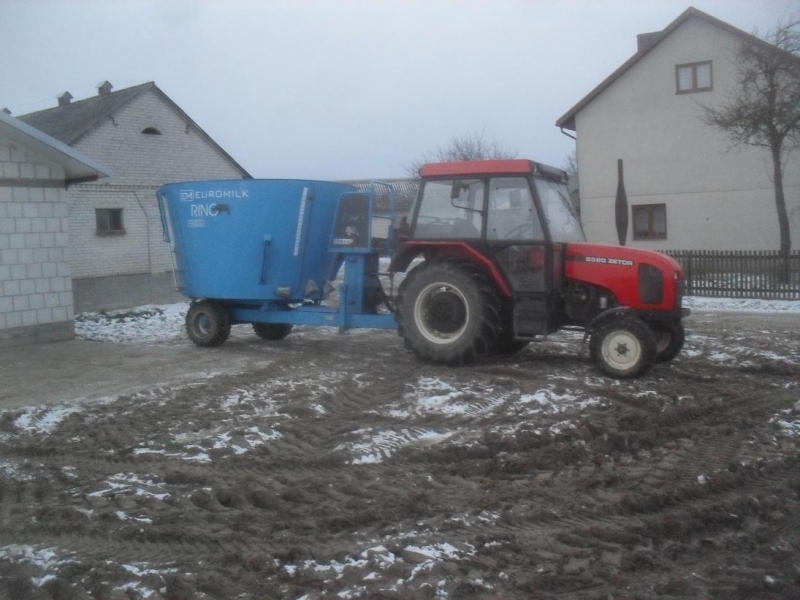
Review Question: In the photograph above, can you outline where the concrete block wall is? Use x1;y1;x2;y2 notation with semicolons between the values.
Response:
0;140;74;344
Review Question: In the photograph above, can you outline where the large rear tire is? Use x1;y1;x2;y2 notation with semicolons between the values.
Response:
590;316;656;378
652;321;685;363
397;260;501;365
253;323;293;341
186;301;231;347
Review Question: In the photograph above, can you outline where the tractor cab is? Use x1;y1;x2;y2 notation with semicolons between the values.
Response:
398;159;584;338
411;159;582;246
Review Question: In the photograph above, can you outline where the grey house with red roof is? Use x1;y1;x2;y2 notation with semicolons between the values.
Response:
557;8;799;251
18;81;250;312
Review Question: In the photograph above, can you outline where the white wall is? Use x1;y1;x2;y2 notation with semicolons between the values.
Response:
0;139;74;343
576;17;800;250
66;88;245;281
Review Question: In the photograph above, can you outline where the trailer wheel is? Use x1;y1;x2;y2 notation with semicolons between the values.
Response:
253;323;293;341
590;316;656;378
186;301;231;347
652;321;685;363
397;260;501;365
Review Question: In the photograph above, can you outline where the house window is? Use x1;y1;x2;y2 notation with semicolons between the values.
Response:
96;208;125;235
141;127;162;135
676;61;712;93
633;204;666;240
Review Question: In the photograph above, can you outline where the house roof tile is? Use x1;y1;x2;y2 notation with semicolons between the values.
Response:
18;82;251;178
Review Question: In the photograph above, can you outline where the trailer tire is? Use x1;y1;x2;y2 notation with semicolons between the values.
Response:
590;315;656;378
397;260;501;365
186;301;231;347
652;321;685;363
253;323;293;341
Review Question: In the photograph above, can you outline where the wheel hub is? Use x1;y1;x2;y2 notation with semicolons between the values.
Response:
425;291;466;334
414;282;470;345
603;330;641;368
194;313;211;335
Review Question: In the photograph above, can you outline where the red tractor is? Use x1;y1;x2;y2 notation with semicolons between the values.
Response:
390;159;689;378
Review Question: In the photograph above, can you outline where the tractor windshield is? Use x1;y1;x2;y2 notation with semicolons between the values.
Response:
534;179;585;243
413;179;485;239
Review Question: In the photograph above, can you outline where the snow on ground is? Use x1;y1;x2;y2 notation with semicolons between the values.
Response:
683;296;800;312
69;296;800;462
75;303;188;343
74;296;800;345
4;295;800;597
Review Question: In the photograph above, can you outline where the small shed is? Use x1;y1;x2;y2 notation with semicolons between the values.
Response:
0;111;110;345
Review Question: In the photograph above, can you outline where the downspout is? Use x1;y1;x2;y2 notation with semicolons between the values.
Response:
559;127;576;141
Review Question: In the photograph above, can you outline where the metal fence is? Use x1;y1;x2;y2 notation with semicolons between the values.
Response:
660;250;800;300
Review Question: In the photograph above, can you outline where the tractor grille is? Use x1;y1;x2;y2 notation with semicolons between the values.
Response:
638;264;664;304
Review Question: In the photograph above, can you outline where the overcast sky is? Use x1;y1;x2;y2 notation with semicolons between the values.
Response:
2;0;796;180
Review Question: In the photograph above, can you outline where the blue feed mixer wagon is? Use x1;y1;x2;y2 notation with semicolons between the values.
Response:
157;179;398;346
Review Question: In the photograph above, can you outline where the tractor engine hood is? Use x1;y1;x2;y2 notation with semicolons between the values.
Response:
564;243;685;312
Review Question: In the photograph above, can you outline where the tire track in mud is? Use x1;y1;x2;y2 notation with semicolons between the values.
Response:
1;320;799;599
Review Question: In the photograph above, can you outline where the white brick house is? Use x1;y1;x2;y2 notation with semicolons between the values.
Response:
18;82;250;312
556;8;800;251
0;111;110;345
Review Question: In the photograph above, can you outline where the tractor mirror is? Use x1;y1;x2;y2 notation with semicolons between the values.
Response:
451;182;467;200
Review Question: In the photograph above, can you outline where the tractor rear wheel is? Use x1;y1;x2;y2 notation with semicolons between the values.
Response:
186;301;231;347
590;316;656;378
652;321;685;363
253;323;293;341
397;260;501;365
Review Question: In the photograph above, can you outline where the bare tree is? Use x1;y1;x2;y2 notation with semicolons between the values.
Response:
701;14;800;278
562;148;579;186
405;131;517;177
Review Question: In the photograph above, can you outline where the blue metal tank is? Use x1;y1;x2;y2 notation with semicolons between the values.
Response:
157;179;356;303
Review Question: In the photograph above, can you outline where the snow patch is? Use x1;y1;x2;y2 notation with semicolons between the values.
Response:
13;404;82;435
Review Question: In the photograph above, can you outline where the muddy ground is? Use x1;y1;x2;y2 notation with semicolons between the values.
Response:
1;311;799;599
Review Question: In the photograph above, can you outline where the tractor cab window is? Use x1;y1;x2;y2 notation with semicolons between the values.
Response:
534;178;585;243
487;177;543;241
414;179;484;239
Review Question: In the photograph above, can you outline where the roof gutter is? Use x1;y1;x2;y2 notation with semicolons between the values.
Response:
65;175;101;188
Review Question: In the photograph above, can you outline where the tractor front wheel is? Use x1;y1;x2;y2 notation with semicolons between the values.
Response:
397;260;501;365
253;323;293;341
590;316;656;378
652;321;685;363
186;301;231;347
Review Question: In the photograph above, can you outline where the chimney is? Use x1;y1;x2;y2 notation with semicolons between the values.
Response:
57;91;73;107
2;108;11;115
637;32;661;52
98;81;113;96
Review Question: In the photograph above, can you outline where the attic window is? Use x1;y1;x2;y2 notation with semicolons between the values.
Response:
141;127;162;135
676;61;712;93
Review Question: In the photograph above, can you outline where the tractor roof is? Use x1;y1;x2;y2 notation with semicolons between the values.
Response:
419;159;567;181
